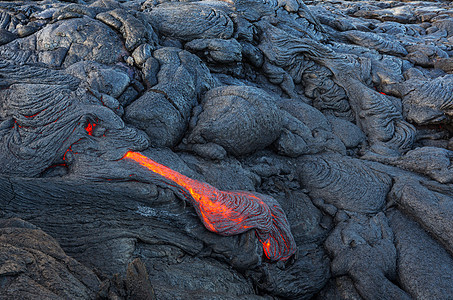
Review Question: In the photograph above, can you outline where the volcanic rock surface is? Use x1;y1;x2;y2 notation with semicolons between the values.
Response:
1;0;453;299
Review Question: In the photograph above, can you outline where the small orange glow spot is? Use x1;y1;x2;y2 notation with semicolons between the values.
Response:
374;86;387;95
85;122;96;136
262;238;272;258
122;151;297;261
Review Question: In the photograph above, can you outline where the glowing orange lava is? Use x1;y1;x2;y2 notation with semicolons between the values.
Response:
85;122;96;136
25;112;40;118
122;151;297;261
374;86;387;95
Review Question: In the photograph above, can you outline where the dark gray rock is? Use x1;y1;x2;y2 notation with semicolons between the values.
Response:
326;115;366;149
241;42;264;68
369;146;453;183
0;28;17;45
125;47;216;147
248;245;330;300
279;99;347;155
144;2;234;42
387;74;453;125
433;18;453;37
315;277;364;300
66;60;131;98
97;258;157;299
3;0;453;298
390;177;453;256
52;3;96;21
142;253;256;300
36;16;127;67
315;53;416;156
141;56;160;88
0;173;263;276
96;8;153;51
324;212;411;300
406;44;448;68
0;59;148;177
370;55;405;86
186;85;282;157
132;43;154;67
246;190;331;299
298;154;392;213
344;30;408;56
179;153;258;191
185;38;242;64
0;218;101;299
388;209;453;299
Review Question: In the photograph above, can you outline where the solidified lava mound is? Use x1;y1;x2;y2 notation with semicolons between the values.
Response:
2;0;453;298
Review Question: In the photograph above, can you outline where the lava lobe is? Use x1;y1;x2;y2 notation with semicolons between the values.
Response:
123;151;297;261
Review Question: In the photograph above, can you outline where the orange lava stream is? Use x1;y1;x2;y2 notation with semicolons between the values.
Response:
122;151;295;261
124;151;246;232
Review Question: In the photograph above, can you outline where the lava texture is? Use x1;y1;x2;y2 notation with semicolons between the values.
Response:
4;0;453;298
123;151;296;261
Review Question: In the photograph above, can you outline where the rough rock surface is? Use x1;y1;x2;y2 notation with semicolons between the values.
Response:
0;218;101;299
2;0;453;299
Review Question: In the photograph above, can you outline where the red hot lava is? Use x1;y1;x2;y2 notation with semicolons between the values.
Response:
85;122;96;136
122;151;297;261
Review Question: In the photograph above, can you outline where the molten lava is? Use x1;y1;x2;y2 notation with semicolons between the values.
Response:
374;86;387;95
85;122;96;136
122;151;297;261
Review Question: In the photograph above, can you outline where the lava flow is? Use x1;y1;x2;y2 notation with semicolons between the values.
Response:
85;122;96;136
122;151;297;261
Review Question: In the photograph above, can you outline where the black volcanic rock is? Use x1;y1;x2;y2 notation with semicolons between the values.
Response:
186;85;283;157
124;47;216;148
1;0;453;298
388;209;453;299
0;218;101;299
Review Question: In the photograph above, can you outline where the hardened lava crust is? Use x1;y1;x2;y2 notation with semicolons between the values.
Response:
2;0;453;299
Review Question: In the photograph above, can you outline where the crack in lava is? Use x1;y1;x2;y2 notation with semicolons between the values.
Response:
122;151;297;261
